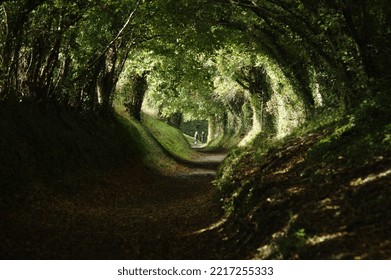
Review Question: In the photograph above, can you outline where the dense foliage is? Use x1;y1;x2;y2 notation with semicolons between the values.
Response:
1;0;389;141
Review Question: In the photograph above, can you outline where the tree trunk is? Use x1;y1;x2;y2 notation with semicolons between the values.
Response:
125;71;148;121
98;45;117;115
167;112;182;128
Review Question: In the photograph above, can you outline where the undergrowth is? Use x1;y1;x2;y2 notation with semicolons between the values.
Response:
217;101;390;195
213;102;391;259
204;128;243;152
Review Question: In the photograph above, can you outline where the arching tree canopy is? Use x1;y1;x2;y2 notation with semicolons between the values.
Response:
1;0;390;137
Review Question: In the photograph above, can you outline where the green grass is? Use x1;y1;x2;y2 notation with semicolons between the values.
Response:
142;114;197;161
0;103;182;203
114;110;177;171
204;128;244;152
183;134;195;145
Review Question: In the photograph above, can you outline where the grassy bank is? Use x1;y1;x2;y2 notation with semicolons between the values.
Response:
204;128;244;152
0;103;180;207
214;108;391;259
142;114;198;162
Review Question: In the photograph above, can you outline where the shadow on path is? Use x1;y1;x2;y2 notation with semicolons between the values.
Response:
0;150;231;259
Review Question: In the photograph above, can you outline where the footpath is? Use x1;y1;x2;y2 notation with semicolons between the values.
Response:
0;150;230;259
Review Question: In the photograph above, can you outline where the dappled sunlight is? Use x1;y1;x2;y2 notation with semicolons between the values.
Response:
215;126;391;259
285;186;305;195
238;127;261;147
306;232;348;246
186;214;229;236
350;168;391;187
318;197;340;209
272;156;305;175
252;214;299;259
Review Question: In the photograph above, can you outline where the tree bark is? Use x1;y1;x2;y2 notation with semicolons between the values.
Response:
167;112;183;128
125;71;148;121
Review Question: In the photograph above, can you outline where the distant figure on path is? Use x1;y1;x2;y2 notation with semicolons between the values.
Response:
194;131;199;144
201;131;205;143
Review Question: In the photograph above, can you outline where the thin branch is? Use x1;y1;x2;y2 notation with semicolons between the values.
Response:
235;77;250;91
87;0;142;69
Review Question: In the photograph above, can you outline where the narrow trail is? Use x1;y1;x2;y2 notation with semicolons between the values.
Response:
0;151;230;259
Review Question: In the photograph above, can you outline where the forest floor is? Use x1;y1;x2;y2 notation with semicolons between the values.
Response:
1;133;390;259
0;150;231;259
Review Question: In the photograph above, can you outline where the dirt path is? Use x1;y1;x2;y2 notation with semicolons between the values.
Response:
0;151;229;259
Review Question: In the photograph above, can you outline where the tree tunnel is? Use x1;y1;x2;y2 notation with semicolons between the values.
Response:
1;0;389;145
1;0;390;262
113;0;389;148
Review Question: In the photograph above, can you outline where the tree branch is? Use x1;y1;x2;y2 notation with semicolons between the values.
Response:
87;0;142;69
